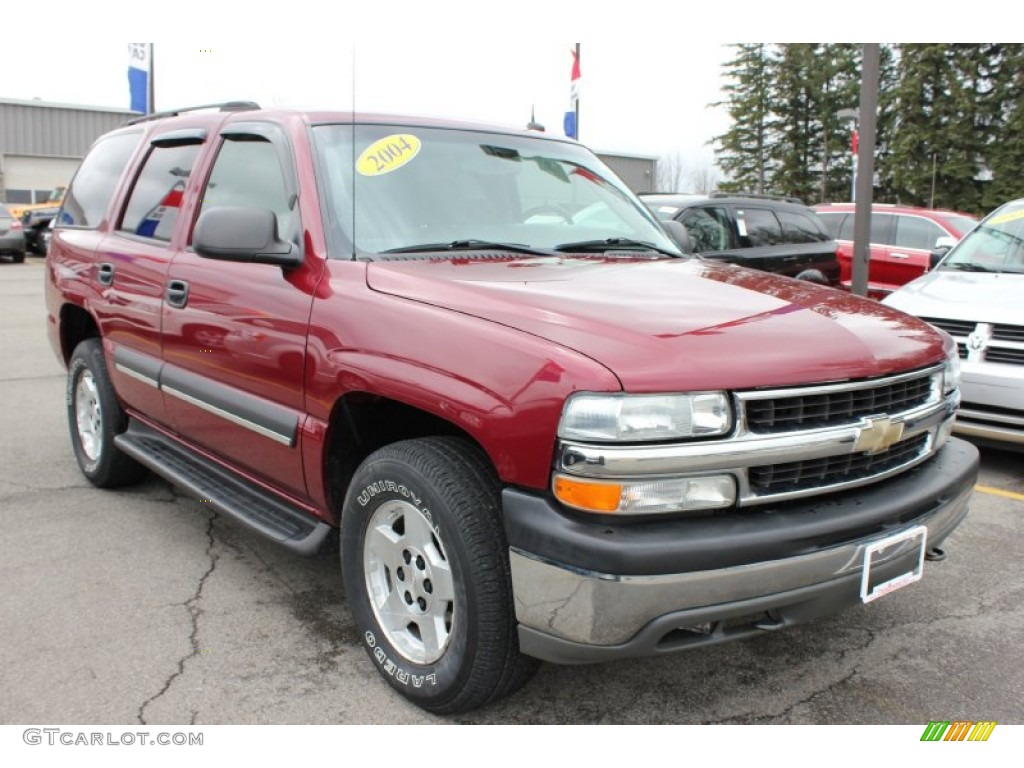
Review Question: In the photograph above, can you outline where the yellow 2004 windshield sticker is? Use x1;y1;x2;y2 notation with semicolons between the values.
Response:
356;134;421;176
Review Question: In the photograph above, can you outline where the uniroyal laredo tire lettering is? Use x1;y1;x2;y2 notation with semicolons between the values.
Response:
357;480;423;510
356;480;438;537
363;631;437;688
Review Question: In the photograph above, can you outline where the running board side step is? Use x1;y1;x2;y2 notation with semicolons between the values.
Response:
114;421;333;555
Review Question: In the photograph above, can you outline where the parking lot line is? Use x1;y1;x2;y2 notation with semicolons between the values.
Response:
974;484;1024;502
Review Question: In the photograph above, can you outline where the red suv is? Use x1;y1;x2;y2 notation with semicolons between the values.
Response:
44;103;977;713
814;204;977;297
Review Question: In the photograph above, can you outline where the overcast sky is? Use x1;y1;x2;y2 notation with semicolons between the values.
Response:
5;38;730;171
7;2;939;179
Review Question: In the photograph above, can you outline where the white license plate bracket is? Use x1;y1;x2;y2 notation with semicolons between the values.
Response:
860;525;928;604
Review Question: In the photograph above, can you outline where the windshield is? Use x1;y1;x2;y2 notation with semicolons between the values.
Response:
940;201;1024;274
313;124;679;257
940;214;978;237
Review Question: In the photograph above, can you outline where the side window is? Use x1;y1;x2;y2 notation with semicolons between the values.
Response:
120;143;202;242
869;213;895;245
816;212;844;239
894;216;946;251
739;207;783;247
679;207;730;252
777;209;830;243
837;214;854;240
61;132;142;228
197;136;294;240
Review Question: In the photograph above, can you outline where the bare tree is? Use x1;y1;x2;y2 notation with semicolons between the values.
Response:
656;153;686;192
688;163;721;195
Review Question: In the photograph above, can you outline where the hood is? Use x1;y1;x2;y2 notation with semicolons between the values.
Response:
884;269;1024;325
367;256;946;392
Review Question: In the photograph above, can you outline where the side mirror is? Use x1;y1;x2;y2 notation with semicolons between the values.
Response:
662;220;694;255
193;207;302;268
928;237;956;269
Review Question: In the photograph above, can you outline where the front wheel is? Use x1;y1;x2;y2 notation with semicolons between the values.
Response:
340;437;537;714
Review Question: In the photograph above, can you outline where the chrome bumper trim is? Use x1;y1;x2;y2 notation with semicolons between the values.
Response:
509;481;972;647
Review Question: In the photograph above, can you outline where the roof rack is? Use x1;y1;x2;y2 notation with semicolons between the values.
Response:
710;192;805;205
125;101;261;126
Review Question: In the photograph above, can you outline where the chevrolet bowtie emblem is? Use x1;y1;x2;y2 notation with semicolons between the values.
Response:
855;416;905;454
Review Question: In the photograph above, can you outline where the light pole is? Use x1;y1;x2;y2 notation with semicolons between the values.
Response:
836;108;859;203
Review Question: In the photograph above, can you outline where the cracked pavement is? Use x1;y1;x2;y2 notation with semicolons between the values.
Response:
1;260;1022;725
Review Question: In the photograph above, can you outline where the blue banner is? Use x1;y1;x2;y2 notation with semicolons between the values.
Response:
128;43;151;113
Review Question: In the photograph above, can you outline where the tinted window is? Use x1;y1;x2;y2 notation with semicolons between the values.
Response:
680;207;731;251
120;143;202;242
816;212;845;239
870;213;895;245
738;207;782;246
837;214;854;240
894;216;946;250
197;137;294;240
5;190;32;205
777;209;830;243
62;132;142;228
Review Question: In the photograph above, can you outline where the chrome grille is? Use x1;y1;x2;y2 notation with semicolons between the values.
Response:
921;317;975;337
745;374;934;433
993;323;1024;343
749;433;930;495
985;348;1024;366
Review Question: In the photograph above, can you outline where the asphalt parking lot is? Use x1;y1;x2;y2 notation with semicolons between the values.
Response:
1;258;1021;725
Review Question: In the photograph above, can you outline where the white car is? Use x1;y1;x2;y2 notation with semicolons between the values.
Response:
884;199;1024;448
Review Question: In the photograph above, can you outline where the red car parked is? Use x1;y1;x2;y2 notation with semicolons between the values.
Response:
814;203;977;297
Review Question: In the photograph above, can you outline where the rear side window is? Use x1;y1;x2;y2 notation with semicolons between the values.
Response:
870;213;895;245
61;132;142;228
738;207;783;246
120;144;202;242
777;209;830;243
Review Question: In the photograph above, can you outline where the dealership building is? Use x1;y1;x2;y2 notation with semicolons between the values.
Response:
0;98;139;205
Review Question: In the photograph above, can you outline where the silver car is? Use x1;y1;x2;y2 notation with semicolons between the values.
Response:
884;199;1024;448
0;203;26;263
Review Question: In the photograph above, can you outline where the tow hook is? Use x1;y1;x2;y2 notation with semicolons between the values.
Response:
925;546;946;562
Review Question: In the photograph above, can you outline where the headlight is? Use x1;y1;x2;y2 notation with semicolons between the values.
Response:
558;392;732;442
943;347;961;395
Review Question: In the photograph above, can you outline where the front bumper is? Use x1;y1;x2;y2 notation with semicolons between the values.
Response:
504;438;978;664
955;361;1024;446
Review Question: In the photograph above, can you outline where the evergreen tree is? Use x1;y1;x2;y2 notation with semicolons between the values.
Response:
982;44;1024;209
712;44;774;194
889;44;999;213
767;44;821;202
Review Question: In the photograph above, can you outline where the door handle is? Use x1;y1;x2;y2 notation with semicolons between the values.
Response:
890;252;910;259
98;263;115;286
166;279;190;309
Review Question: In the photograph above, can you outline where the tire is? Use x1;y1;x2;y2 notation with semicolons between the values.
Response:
13;252;25;263
340;437;538;714
67;339;147;488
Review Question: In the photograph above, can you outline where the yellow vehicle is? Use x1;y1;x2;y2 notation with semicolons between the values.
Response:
6;186;66;221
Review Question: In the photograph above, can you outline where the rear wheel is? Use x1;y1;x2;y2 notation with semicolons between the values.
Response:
67;339;146;488
340;437;538;714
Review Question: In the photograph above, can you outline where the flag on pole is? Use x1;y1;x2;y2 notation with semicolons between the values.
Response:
128;43;152;114
564;47;580;139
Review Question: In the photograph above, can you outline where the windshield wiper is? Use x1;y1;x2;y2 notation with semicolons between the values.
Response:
942;262;1001;273
382;240;557;256
554;237;682;257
